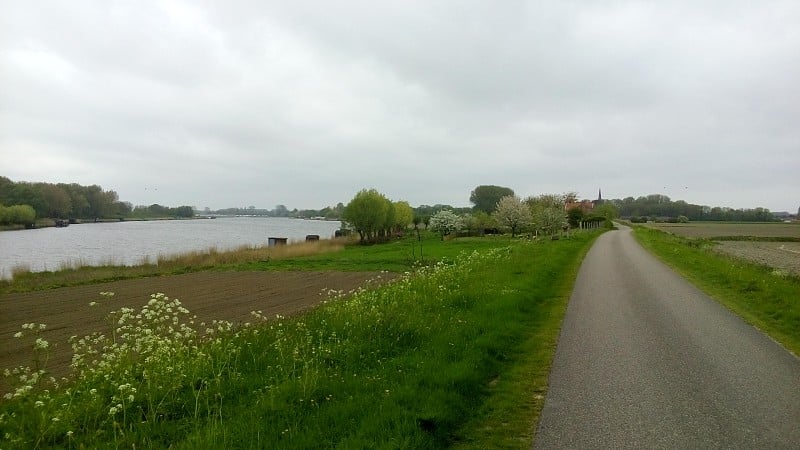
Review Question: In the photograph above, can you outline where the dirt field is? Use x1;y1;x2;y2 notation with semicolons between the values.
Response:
714;241;800;276
645;222;800;239
1;270;393;391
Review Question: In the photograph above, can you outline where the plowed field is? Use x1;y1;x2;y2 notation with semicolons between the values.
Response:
644;222;800;239
714;241;800;276
1;271;392;392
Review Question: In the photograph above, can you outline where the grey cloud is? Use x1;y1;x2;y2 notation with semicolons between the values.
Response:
1;0;798;212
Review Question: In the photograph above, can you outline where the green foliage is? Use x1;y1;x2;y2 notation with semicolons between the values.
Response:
0;177;129;220
567;207;584;228
0;233;600;449
0;177;196;221
634;226;800;356
469;185;515;214
460;211;497;235
0;204;36;225
343;188;391;243
592;202;619;220
612;195;777;222
525;193;565;211
132;204;194;218
393;201;414;232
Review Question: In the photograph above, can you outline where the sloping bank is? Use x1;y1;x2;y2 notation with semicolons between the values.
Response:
1;232;600;449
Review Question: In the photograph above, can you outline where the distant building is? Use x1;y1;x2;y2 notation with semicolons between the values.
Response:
565;189;603;214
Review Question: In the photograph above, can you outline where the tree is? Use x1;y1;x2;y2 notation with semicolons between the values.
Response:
0;204;36;225
567;207;584;228
344;189;390;243
532;206;565;236
393;201;414;232
470;185;514;214
493;195;532;237
429;210;461;240
41;184;72;219
592;202;619;221
525;193;565;211
461;211;497;235
273;205;289;217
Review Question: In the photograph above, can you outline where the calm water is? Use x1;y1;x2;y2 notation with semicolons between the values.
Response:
0;217;341;279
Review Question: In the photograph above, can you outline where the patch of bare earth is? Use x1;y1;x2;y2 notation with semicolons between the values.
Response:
1;271;393;393
714;241;800;276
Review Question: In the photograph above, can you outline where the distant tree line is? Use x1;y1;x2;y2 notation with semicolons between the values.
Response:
131;204;194;219
342;186;619;244
206;203;347;220
0;176;194;225
609;194;777;222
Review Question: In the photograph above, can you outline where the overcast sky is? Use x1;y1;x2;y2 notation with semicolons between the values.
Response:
1;1;798;212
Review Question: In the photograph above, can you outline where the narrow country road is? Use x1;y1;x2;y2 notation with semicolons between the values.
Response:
534;226;800;449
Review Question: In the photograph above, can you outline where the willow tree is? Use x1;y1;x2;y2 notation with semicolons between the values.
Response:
343;188;390;243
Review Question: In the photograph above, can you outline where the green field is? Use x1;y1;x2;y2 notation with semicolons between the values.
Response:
1;231;600;449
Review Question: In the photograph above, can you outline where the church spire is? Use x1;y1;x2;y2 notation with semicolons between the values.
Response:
597;188;602;202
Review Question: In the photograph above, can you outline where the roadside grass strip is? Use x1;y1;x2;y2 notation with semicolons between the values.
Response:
1;233;597;449
633;227;800;356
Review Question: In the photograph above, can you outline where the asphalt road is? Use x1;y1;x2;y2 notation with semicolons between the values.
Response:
534;226;800;449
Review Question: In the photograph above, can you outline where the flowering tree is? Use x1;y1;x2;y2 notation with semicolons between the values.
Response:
492;195;532;237
533;206;566;236
429;210;461;240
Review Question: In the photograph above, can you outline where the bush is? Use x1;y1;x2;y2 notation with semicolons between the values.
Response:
0;204;36;225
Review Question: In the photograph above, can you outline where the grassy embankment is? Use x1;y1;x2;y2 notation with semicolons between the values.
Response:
1;231;600;449
633;226;800;356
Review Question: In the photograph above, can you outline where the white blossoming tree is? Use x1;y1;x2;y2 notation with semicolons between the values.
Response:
492;195;532;237
533;206;566;236
429;210;461;240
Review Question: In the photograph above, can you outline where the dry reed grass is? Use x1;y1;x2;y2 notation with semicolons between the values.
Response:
155;238;348;268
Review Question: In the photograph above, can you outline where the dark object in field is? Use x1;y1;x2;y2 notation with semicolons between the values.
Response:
306;234;320;241
268;237;288;247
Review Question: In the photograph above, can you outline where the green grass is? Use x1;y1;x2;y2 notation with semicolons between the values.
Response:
633;226;800;356
0;232;600;449
237;234;520;272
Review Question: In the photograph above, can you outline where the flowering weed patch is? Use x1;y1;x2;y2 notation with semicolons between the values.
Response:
1;232;599;448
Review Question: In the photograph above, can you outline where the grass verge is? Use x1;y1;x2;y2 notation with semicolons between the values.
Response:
633;226;800;356
1;232;599;449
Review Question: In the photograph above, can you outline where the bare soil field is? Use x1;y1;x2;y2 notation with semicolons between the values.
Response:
645;222;800;239
714;241;800;276
1;270;393;392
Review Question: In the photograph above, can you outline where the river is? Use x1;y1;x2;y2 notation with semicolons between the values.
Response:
0;217;341;280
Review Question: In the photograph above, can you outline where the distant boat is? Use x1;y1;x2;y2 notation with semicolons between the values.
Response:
55;219;69;227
